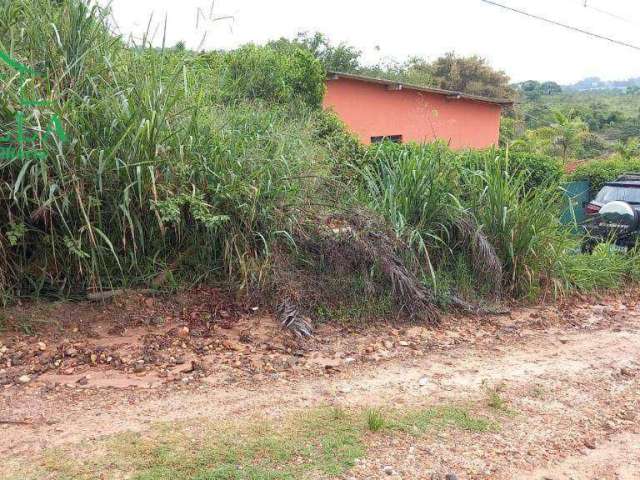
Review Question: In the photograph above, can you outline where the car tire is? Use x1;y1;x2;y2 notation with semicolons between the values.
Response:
581;240;596;254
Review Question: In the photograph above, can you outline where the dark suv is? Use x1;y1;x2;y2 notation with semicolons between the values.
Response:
582;173;640;253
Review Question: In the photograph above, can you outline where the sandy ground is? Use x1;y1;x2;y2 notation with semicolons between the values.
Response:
1;290;639;479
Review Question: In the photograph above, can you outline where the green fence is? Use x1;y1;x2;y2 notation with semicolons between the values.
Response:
561;180;590;228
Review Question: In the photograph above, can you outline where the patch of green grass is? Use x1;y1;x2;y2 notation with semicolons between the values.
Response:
482;381;514;414
314;291;394;326
6;403;500;480
23;408;364;480
366;409;385;432
388;405;498;435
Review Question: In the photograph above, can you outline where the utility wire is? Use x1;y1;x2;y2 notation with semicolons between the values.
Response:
480;0;640;51
582;0;634;25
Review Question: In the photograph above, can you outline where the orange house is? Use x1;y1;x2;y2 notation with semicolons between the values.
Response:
323;71;513;149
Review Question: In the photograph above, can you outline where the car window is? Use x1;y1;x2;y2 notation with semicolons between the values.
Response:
595;185;640;204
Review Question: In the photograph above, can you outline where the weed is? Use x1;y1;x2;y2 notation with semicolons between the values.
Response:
366;409;385;432
529;384;546;399
389;405;498;435
482;381;511;412
6;403;500;479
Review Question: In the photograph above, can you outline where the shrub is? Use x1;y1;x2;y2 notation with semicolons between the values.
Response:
204;43;325;109
312;110;367;179
461;158;568;297
460;148;564;191
570;155;640;192
556;244;639;292
0;0;327;298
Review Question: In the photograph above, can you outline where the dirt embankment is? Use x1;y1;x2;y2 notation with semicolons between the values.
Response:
1;290;639;479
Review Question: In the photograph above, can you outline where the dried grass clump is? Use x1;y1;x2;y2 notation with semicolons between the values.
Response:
271;210;440;337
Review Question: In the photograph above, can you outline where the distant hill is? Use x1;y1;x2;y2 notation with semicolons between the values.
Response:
564;76;640;92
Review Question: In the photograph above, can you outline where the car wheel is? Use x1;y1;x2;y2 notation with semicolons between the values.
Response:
581;240;596;254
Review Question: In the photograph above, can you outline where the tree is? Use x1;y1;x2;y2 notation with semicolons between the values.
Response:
268;31;362;73
540;81;562;95
614;137;640;160
549;111;589;161
429;52;516;99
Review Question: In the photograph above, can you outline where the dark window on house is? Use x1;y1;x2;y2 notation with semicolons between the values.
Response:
371;135;403;144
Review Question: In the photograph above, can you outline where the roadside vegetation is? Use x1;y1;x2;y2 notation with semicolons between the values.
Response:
7;403;499;479
1;0;639;333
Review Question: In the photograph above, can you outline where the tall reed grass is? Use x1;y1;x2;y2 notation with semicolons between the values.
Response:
0;0;324;300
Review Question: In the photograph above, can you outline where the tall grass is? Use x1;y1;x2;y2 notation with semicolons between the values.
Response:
461;157;569;296
359;142;461;262
1;0;637;310
0;0;324;300
356;144;635;299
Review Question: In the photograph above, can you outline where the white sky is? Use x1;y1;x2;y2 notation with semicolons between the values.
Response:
100;0;640;84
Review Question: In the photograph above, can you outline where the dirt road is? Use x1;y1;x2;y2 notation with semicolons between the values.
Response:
1;292;639;479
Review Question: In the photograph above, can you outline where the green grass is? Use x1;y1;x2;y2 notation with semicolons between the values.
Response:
388;405;499;435
6;403;500;480
366;409;385;432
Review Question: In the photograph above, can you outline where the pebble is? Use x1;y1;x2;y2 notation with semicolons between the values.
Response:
383;465;395;475
445;474;459;480
419;376;429;386
37;342;47;351
18;374;31;384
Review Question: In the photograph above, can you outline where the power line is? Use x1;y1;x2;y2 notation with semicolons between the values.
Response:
480;0;640;51
582;0;634;25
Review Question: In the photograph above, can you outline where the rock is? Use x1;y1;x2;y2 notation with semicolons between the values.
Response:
399;340;411;347
133;363;145;373
18;374;31;384
558;338;569;344
177;326;190;338
65;347;78;357
584;438;596;449
445;474;459;480
419;376;429;386
340;385;352;394
343;357;356;365
620;367;635;377
383;340;394;349
383;465;395;475
76;376;89;386
37;341;47;351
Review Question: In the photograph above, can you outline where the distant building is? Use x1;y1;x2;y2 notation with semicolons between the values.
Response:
323;71;513;149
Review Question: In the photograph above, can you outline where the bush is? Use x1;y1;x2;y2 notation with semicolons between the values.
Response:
312;110;367;178
557;244;639;292
570;155;640;192
460;148;564;191
201;43;325;109
0;0;327;299
461;157;568;297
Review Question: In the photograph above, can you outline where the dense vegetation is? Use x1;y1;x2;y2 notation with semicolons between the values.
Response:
279;32;640;163
1;1;638;328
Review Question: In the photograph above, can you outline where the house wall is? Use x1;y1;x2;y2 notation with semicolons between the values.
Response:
323;77;503;149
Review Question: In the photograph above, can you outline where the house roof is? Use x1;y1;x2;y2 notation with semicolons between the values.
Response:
326;71;514;106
